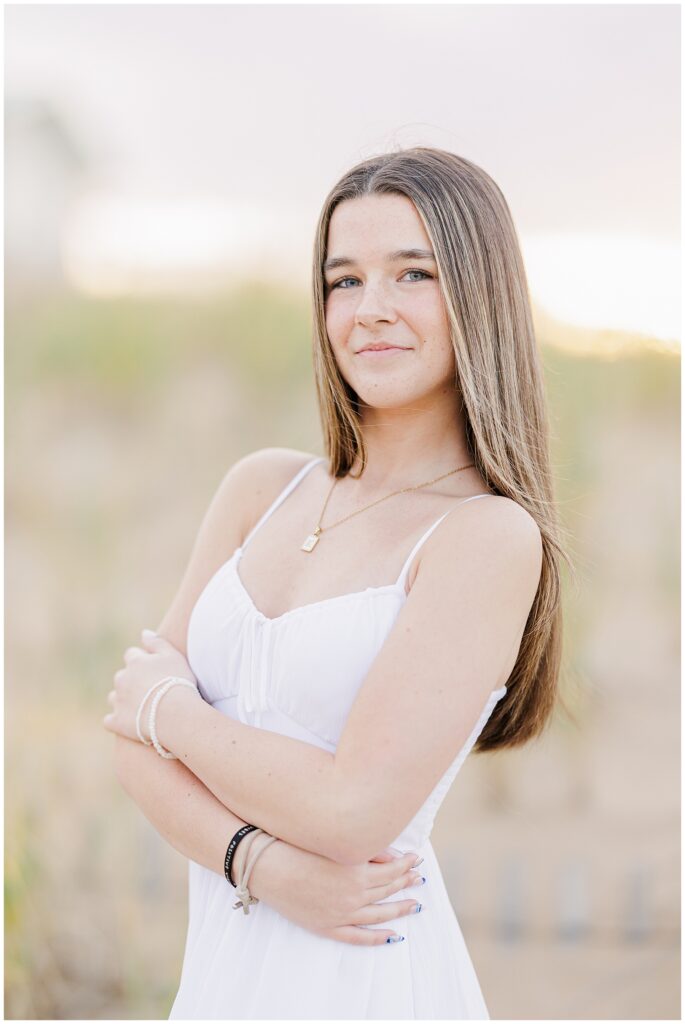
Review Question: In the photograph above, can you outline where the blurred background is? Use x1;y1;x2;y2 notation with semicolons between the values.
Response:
4;4;680;1020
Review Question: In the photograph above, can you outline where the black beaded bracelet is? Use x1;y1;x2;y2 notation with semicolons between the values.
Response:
224;824;258;887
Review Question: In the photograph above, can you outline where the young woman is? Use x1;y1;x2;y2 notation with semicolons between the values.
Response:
105;147;571;1019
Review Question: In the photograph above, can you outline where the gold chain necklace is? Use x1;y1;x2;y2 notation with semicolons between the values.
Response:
300;462;476;552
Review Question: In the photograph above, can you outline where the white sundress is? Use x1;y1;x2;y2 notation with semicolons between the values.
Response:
169;455;507;1020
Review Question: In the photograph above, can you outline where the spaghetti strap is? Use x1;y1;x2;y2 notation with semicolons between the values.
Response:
395;493;495;591
241;456;325;551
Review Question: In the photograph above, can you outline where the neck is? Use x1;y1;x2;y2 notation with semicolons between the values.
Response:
348;392;474;492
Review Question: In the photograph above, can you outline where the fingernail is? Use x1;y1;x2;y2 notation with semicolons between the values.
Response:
142;629;157;637
413;856;424;867
413;902;423;914
419;876;427;885
386;934;405;943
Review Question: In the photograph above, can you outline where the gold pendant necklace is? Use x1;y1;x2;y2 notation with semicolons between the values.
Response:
301;461;475;552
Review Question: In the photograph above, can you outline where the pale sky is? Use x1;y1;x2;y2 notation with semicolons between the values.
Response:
5;3;681;343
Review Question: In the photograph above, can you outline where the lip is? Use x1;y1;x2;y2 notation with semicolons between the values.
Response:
356;344;411;355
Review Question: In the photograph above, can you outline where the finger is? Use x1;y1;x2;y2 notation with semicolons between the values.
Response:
365;852;420;888
107;690;116;707
367;868;426;902
352;898;422;927
102;713;114;730
369;847;405;863
123;646;144;664
141;629;172;651
326;925;404;947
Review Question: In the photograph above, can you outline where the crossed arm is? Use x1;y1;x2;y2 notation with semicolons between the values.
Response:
114;732;278;882
133;497;541;865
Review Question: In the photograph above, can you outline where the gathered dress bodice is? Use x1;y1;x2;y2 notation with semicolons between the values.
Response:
186;455;507;853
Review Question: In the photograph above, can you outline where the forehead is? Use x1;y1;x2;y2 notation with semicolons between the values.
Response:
326;194;430;254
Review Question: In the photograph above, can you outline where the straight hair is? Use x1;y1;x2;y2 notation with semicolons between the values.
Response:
310;146;576;751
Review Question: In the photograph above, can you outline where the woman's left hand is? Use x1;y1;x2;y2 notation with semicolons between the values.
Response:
103;630;198;742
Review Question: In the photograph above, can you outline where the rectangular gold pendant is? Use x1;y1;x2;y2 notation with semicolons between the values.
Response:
301;533;320;553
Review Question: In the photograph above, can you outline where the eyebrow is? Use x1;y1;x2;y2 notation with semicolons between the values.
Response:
323;248;436;274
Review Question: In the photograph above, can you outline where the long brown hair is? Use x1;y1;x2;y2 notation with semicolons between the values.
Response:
310;146;576;752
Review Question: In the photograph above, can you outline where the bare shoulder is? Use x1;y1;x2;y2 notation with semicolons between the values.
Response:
218;446;320;539
154;447;318;654
417;494;543;605
465;494;542;554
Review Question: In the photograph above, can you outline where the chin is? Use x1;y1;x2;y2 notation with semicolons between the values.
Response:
354;383;432;411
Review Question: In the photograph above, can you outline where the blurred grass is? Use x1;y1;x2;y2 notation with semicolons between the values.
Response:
6;279;312;408
5;282;679;1018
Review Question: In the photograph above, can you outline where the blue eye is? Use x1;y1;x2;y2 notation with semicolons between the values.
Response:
328;269;433;290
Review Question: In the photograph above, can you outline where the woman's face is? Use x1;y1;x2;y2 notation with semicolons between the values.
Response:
323;193;455;412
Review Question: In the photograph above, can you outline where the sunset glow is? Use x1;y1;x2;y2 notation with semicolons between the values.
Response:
62;195;680;350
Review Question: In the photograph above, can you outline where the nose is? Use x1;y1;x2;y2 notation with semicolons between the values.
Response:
354;279;398;327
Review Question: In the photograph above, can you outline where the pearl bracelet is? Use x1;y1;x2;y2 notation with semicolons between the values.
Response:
135;678;177;745
147;677;200;759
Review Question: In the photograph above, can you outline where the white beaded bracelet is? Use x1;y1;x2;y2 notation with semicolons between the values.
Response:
135;678;177;745
147;677;200;759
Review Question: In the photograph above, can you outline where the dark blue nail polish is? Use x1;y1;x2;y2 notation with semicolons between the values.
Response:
386;934;405;943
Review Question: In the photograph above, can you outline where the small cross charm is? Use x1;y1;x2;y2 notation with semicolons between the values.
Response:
233;894;259;915
301;527;322;553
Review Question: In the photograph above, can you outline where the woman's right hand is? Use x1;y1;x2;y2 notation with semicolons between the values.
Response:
248;839;425;945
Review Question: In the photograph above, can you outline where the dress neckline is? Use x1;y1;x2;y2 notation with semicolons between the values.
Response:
232;455;496;624
217;549;510;701
230;545;405;625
